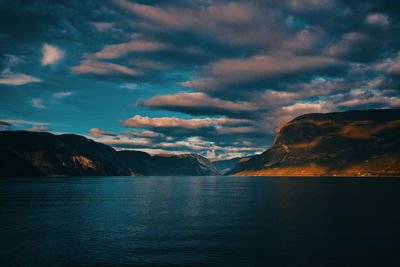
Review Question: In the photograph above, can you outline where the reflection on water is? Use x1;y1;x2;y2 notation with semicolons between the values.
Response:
1;176;400;266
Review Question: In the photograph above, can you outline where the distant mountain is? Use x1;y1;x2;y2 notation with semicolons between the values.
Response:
0;131;221;177
229;109;400;177
118;151;222;176
212;157;251;174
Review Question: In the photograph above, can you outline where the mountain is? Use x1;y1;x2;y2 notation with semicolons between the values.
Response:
212;157;251;174
0;131;130;177
0;131;221;177
118;151;222;176
229;109;400;177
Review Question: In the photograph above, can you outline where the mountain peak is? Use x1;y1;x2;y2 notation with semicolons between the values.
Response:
229;109;400;176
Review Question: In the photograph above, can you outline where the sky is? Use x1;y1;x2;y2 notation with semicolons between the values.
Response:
1;0;400;160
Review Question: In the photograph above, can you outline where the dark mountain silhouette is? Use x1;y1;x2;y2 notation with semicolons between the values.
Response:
0;131;221;177
118;151;222;176
229;109;400;176
212;157;251;174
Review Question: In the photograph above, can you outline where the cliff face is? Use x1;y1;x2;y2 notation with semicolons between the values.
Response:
0;131;222;177
118;151;222;176
229;109;400;177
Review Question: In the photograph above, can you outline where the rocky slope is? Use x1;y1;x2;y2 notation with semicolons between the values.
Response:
229;109;400;176
0;131;221;177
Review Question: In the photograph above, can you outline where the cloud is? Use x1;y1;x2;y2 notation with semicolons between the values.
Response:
100;138;152;147
53;92;72;98
0;72;41;86
285;0;336;11
211;53;339;79
41;44;65;66
96;133;263;160
91;22;116;32
112;0;285;48
335;89;400;108
121;115;250;129
387;63;400;75
118;114;262;141
31;98;45;109
113;0;256;30
71;60;138;76
0;121;12;129
181;53;342;94
215;125;259;135
366;13;390;26
91;40;165;59
121;83;138;90
144;92;258;117
88;127;162;141
27;126;50;131
279;102;333;115
89;128;118;138
0;119;50;128
2;55;23;72
120;130;160;138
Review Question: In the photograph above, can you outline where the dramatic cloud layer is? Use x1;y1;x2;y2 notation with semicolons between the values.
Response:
1;0;400;159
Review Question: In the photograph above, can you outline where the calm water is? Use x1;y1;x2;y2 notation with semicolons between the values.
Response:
1;176;400;266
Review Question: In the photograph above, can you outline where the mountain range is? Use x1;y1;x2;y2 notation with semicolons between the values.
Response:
0;131;221;177
1;109;399;177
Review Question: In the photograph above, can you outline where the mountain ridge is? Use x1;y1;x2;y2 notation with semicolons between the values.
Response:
0;131;221;177
228;109;400;176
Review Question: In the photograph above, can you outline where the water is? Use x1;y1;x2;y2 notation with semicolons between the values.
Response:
1;176;400;266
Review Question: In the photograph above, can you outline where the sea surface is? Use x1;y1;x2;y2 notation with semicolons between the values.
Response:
1;176;400;266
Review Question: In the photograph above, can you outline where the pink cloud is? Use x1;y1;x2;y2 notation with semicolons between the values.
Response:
388;63;400;75
0;73;41;86
112;0;278;47
366;13;390;26
113;0;255;29
27;126;50;132
181;53;340;91
89;128;118;138
71;60;138;75
120;115;250;129
101;139;152;146
91;22;116;32
41;44;64;66
145;92;256;111
92;40;165;59
212;54;338;78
